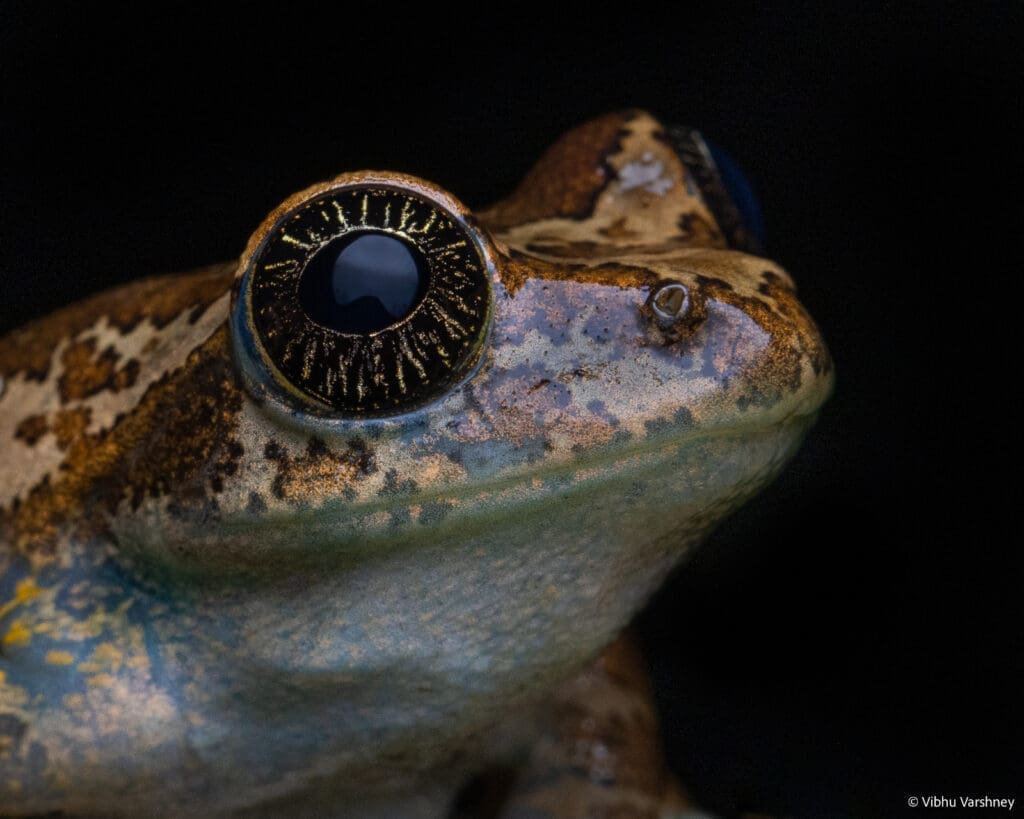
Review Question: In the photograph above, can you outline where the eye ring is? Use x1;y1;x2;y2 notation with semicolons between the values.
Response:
231;172;495;417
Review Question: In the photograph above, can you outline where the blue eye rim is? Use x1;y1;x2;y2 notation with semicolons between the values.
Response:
666;125;765;255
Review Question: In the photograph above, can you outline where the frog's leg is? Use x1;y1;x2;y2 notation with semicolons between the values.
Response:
493;634;704;819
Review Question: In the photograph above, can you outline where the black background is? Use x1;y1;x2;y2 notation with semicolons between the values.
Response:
1;5;1020;817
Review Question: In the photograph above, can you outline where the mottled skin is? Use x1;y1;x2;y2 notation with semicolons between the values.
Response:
0;111;831;817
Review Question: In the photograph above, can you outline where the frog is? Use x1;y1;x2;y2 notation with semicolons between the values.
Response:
0;109;832;818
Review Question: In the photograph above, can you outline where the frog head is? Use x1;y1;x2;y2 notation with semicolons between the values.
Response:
0;110;831;813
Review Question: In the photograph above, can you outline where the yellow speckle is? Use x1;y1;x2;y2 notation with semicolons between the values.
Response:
3;620;33;648
34;623;52;634
126;654;149;671
78;641;124;674
46;650;75;666
14;578;40;602
0;670;5;684
0;578;42;620
545;584;559;600
86;673;115;688
93;643;123;670
63;693;84;709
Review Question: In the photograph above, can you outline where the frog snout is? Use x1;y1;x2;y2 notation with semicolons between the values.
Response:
631;248;832;423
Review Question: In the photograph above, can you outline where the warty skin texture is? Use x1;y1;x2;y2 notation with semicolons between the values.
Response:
0;110;831;817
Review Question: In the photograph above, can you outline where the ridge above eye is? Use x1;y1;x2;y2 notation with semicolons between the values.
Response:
231;173;496;418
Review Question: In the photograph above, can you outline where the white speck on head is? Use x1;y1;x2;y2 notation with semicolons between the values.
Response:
618;156;674;196
494;113;719;252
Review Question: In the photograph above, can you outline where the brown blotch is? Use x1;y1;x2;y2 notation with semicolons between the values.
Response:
51;407;92;450
210;438;245;494
598;216;639;239
14;414;49;446
0;263;235;382
759;270;788;296
498;249;658;297
694;274;734;291
702;273;831;401
267;437;377;504
677;211;725;247
58;338;140;403
755;271;829;374
3;325;244;556
245;492;267;516
477;111;636;231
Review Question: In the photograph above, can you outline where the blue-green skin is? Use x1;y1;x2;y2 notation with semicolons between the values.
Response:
0;111;831;817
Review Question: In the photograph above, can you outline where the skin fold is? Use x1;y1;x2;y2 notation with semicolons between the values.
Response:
0;110;831;817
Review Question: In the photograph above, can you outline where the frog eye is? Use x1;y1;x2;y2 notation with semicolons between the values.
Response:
231;173;494;416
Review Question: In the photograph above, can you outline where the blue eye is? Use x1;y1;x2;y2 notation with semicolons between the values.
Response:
704;139;766;252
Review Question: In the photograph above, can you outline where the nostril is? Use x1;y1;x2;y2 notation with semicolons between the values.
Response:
643;282;707;341
650;284;689;325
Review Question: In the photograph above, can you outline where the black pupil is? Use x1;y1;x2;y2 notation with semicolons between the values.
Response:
298;231;429;333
